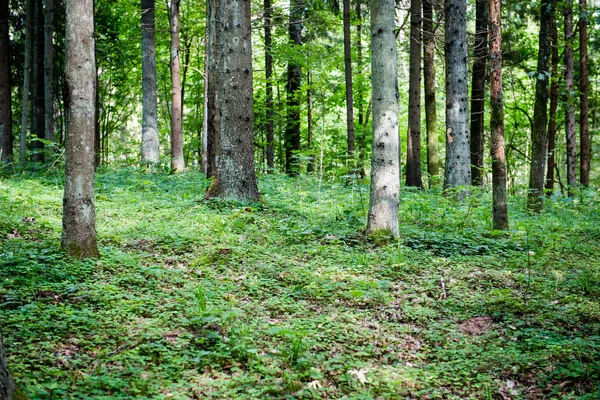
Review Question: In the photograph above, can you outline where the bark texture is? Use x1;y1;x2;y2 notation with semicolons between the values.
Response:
527;0;552;212
285;0;303;175
546;7;558;195
0;0;12;162
367;0;400;237
141;0;161;164
343;0;355;157
44;0;54;161
20;0;34;164
444;0;471;190
0;324;16;400
204;0;260;202
206;0;220;178
579;0;589;186
406;0;422;188
423;0;438;179
264;0;274;170
564;0;576;195
470;0;488;186
32;0;45;162
169;0;184;173
489;0;507;230
62;0;99;259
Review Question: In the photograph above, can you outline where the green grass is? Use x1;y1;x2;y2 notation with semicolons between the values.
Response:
1;168;599;399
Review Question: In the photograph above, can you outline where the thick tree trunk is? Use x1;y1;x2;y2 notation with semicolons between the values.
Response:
141;0;161;164
423;0;438;179
44;0;54;162
62;0;99;258
0;324;16;400
20;0;35;165
264;0;274;171
444;0;471;190
470;0;488;186
546;6;558;195
489;0;507;230
0;0;12;162
285;0;303;175
527;0;552;212
32;0;46;162
343;0;355;157
206;0;220;178
406;0;422;188
564;0;576;196
204;0;260;202
367;0;400;237
579;0;589;186
169;0;184;173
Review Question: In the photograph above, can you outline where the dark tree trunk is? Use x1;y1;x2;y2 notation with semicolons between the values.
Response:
343;0;355;157
206;0;220;178
285;0;303;175
406;0;423;188
141;0;161;164
0;0;12;162
579;0;589;186
264;0;274;171
62;0;99;258
423;0;438;179
546;4;558;195
489;0;507;229
44;0;54;162
204;0;260;202
20;0;35;165
0;324;16;400
564;0;576;196
32;0;46;162
527;0;552;212
470;0;488;186
444;0;471;190
306;71;314;172
169;0;184;172
355;0;365;160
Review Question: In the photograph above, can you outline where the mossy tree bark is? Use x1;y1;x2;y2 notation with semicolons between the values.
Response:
406;0;423;188
423;0;438;180
141;0;161;165
0;0;12;162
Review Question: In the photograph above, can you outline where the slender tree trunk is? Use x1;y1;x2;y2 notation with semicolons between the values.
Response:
470;0;488;186
444;0;471;190
169;0;184;172
62;0;99;258
527;0;552;211
264;0;275;171
489;0;507;229
206;0;220;178
141;0;161;164
343;0;355;157
564;0;576;195
20;0;35;165
44;0;55;162
406;0;423;188
205;0;260;202
0;324;16;400
201;30;209;174
32;0;46;162
579;0;589;186
367;0;400;237
0;0;12;162
306;71;314;172
423;0;438;180
546;4;558;195
285;0;303;175
355;0;365;160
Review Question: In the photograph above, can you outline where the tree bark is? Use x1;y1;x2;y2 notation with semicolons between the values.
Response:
19;0;35;165
201;30;209;174
564;0;576;196
367;0;400;237
527;0;552;212
444;0;471;191
406;0;422;188
285;0;303;175
355;0;365;160
489;0;507;230
32;0;46;162
0;324;16;400
470;0;488;186
141;0;161;165
579;0;589;186
62;0;99;259
0;0;12;162
206;0;220;178
343;0;355;157
204;0;260;202
44;0;55;162
546;4;558;195
264;0;275;171
169;0;184;173
423;0;438;179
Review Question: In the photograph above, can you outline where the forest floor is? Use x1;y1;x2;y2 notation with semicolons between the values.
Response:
1;168;599;399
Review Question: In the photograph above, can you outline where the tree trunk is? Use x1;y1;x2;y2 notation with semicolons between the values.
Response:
0;324;16;400
406;0;423;188
204;0;260;202
0;0;12;162
367;0;400;237
20;0;35;165
285;0;303;175
423;0;438;180
489;0;507;230
343;0;355;157
201;31;209;174
44;0;55;162
306;71;314;173
32;0;45;162
355;0;365;160
527;0;552;212
62;0;99;259
169;0;184;172
470;0;488;186
141;0;161;165
546;4;558;195
206;0;220;178
264;0;275;171
564;0;576;196
444;0;471;190
579;0;589;187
